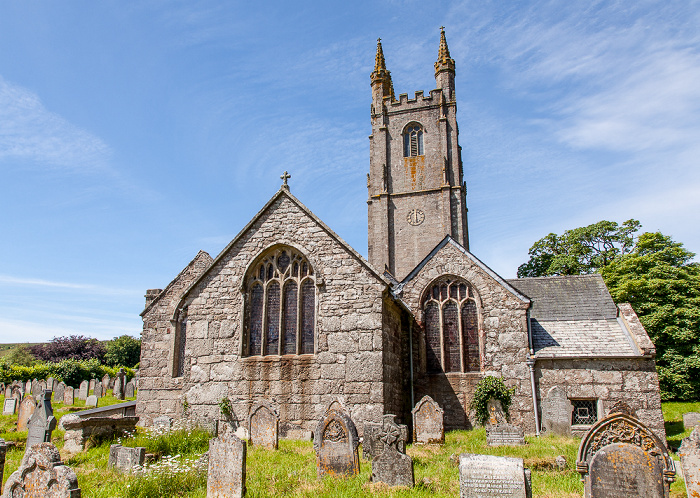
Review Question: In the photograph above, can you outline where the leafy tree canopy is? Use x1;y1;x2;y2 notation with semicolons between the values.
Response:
30;335;106;363
104;335;141;368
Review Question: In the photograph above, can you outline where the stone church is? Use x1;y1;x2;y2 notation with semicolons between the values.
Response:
137;30;666;441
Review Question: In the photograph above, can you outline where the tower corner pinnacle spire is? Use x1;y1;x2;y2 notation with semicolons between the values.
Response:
434;26;455;76
371;38;395;102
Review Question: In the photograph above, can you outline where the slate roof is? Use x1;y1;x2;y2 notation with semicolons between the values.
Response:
507;275;640;358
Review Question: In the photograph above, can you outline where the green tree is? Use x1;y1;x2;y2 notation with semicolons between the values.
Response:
517;219;641;277
2;345;37;367
601;232;700;401
104;335;141;368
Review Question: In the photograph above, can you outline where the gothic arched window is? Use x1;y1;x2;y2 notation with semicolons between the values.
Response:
422;277;480;373
245;247;315;356
403;123;424;157
173;311;187;377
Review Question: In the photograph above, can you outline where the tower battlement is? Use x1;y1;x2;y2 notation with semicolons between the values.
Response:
386;88;450;109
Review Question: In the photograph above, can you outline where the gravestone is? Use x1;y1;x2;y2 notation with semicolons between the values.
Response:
114;369;126;400
314;410;360;478
78;381;89;401
63;386;74;406
0;438;6;489
3;443;81;497
412;395;444;444
93;382;103;399
487;423;525;446
322;397;350;417
47;377;55;391
541;386;572;436
679;428;700;498
4;386;11;398
3;398;17;416
108;444;146;471
683;412;700;430
101;374;110;393
486;398;507;427
26;390;57;451
89;379;95;393
248;401;279;450
459;453;530;498
370;415;414;487
12;387;22;404
17;396;37;431
54;382;66;403
207;428;246;498
363;414;408;460
576;410;675;498
85;395;98;408
25;380;32;395
125;381;135;398
38;379;46;393
31;379;40;397
153;415;172;431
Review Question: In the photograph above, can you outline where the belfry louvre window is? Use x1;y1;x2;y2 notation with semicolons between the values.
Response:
245;247;315;356
403;123;424;157
422;277;480;373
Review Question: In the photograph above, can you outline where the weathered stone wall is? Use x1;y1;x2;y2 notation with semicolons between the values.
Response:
536;357;667;440
381;296;411;425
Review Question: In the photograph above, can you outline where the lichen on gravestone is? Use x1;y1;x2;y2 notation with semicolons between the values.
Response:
26;390;57;452
207;428;246;498
314;410;360;478
370;415;414;487
3;443;81;497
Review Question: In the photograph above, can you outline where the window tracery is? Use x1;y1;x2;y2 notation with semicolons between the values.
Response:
403;123;424;157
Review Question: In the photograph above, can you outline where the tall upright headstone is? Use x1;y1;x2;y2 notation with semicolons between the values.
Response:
93;382;103;399
102;374;110;393
314;410;360;478
89;379;96;393
63;386;74;406
576;409;675;497
46;377;55;391
4;385;11;398
207;429;246;498
3;397;17;416
3;443;81;497
459;454;530;498
31;379;41;397
26;390;57;451
370;415;414;487
248;401;279;450
125;381;135;398
54;382;66;403
114;369;126;400
25;380;32;396
541;386;572;436
679;428;700;498
412;395;444;444
78;381;89;401
0;438;6;491
17;396;37;432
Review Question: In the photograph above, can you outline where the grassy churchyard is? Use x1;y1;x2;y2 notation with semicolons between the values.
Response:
0;397;697;497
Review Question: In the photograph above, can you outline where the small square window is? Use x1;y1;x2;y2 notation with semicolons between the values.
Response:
571;399;598;425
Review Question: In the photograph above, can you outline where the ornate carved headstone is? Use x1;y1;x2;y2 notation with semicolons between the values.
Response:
17;396;37;431
683;412;700;430
78;381;88;401
412;395;444;444
248;401;279;450
363;415;408;460
85;395;98;408
370;415;414;487
63;386;74;406
322;397;349;417
576;411;675;498
125;381;135;398
679;428;700;498
314;410;360;478
108;444;146;471
113;369;126;400
606;400;636;417
3;443;81;497
26;390;57;452
541;386;572;436
54;382;66;404
3;398;17;416
459;453;530;498
207;428;246;498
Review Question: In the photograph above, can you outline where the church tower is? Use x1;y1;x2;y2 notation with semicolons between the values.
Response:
368;29;469;280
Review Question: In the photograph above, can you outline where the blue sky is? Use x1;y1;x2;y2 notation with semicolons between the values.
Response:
1;1;699;342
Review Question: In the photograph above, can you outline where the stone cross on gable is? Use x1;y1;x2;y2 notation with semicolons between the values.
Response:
280;171;291;189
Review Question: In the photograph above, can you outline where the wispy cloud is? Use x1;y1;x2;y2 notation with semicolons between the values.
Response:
0;76;111;170
0;275;139;296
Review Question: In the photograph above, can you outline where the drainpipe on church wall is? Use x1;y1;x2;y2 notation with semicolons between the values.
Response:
526;309;541;436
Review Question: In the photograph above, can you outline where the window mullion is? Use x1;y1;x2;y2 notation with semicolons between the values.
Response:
296;277;302;354
278;278;284;356
261;283;268;356
439;301;446;372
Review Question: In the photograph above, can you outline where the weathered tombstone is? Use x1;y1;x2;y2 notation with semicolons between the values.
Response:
363;414;408;460
26;390;57;451
248;401;279;450
25;380;32;395
487;422;525;446
486;398;507;427
679;428;700;498
113;369;126;400
0;438;6;489
54;382;66;403
93;382;103;399
125;381;135;398
3;398;17;416
576;410;675;498
153;415;172;431
78;381;89;401
38;379;46;393
459;453;530;498
11;387;22;404
207;428;246;498
3;443;81;497
31;379;41;397
683;412;700;430
541;386;572;436
101;374;110;393
89;379;95;393
17;396;37;431
4;385;11;398
314;410;360;478
63;386;74;406
370;415;414;487
85;395;98;408
108;444;146;471
412;395;444;444
322;397;349;417
47;377;55;391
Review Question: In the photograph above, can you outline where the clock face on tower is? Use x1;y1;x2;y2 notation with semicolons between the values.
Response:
406;209;425;226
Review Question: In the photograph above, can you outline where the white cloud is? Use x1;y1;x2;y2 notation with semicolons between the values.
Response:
0;275;139;296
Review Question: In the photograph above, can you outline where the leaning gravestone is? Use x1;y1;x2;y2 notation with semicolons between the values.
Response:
207;428;246;498
576;409;675;497
314;410;360;478
412;395;444;444
3;442;81;497
63;386;74;406
125;381;135;398
93;382;103;399
249;401;279;450
459;453;530;498
26;390;57;452
17;396;37;432
679;428;700;498
363;414;408;460
85;395;98;408
371;415;414;487
54;382;66;404
683;412;700;430
78;381;89;401
108;444;146;471
541;386;572;436
3;398;17;416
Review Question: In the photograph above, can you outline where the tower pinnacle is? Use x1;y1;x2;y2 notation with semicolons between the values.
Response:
370;38;394;103
434;27;455;76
